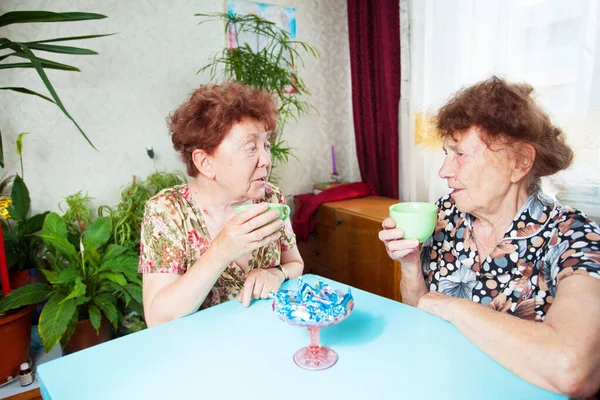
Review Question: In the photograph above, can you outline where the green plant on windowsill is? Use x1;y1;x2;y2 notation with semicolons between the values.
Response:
196;12;319;178
0;213;142;351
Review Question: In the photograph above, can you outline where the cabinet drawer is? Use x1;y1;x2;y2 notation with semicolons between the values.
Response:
296;224;337;271
304;260;340;282
314;205;338;229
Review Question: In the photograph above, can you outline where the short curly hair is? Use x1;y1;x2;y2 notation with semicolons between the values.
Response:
436;76;573;180
168;82;278;176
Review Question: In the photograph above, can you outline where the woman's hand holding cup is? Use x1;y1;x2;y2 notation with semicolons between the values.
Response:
378;218;421;265
211;203;285;265
379;202;438;267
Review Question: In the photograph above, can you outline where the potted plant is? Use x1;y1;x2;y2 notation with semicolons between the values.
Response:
99;171;186;254
196;12;318;176
0;212;141;353
1;175;49;288
0;10;113;165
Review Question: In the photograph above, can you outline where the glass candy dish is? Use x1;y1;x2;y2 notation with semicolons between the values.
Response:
272;280;354;370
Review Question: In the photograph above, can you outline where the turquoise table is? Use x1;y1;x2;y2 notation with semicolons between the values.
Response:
38;275;565;400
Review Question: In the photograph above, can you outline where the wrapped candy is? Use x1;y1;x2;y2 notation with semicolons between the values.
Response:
272;279;354;327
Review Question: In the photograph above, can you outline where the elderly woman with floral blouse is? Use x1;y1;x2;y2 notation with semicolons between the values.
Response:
139;82;303;327
379;77;600;398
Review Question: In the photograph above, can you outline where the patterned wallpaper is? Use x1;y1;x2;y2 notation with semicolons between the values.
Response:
0;0;360;213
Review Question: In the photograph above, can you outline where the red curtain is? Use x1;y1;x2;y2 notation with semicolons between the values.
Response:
347;0;400;198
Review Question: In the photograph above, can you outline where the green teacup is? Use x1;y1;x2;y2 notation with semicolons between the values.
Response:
235;203;290;221
389;202;438;242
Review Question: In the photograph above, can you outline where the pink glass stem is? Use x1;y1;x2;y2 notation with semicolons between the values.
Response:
308;326;321;351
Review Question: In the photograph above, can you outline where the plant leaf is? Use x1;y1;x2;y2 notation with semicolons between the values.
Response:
24;43;98;55
22;211;49;235
0;11;107;27
88;304;101;334
14;44;96;149
99;256;139;281
99;272;127;287
0;128;3;168
59;310;78;348
38;293;77;352
83;216;111;249
0;61;79;72
7;175;30;222
40;212;68;238
93;295;118;330
39;232;78;261
61;277;86;303
124;284;142;304
3;47;81;72
0;87;56;103
55;268;78;285
23;33;116;45
16;132;30;157
0;283;51;313
101;244;127;263
39;269;59;284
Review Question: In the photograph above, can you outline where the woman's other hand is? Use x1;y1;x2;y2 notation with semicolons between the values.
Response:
237;267;284;307
378;217;421;265
211;203;284;265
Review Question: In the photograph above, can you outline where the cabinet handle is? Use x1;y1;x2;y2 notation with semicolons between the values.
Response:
336;220;342;226
312;250;320;256
309;231;318;238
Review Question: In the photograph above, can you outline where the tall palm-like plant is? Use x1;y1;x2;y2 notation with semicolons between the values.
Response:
196;12;318;174
0;10;113;167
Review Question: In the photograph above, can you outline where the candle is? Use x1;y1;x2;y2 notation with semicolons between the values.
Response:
331;145;337;174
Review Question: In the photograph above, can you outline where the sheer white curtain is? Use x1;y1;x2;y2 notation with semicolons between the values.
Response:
401;0;600;218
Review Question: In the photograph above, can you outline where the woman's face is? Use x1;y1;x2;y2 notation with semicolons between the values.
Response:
210;118;272;201
438;127;517;217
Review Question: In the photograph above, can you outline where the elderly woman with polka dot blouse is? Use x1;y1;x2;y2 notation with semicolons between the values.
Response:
379;77;600;398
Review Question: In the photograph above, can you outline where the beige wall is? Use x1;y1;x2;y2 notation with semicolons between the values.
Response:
0;0;360;213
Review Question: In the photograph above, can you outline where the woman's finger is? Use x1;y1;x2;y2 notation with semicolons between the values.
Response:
252;279;264;300
242;275;256;307
378;228;406;242
381;217;397;229
241;209;282;233
250;219;285;243
386;239;420;252
231;203;270;225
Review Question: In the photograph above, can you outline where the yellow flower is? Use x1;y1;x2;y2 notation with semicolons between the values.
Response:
0;197;12;219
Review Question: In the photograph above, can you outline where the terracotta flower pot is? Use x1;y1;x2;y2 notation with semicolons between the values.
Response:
62;318;113;355
0;305;34;384
9;269;29;290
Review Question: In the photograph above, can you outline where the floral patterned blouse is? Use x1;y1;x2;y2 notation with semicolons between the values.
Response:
138;182;296;310
421;191;600;321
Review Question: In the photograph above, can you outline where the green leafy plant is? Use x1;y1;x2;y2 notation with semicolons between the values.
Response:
99;171;186;253
0;213;141;351
60;191;93;238
196;12;318;174
0;10;114;166
1;175;49;272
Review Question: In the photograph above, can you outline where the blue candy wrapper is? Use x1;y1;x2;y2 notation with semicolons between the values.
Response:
272;279;354;327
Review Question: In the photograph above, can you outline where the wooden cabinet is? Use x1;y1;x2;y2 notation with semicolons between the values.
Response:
296;196;402;302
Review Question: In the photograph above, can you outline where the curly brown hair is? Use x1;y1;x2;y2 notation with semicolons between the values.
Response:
436;76;573;180
168;82;278;176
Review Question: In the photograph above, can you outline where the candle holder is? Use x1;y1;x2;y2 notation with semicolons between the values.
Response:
329;172;342;184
